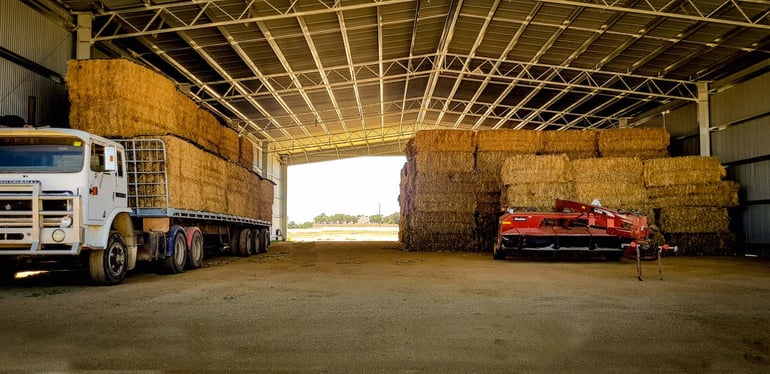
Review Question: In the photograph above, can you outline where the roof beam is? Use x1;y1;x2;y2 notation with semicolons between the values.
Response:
92;0;414;41
416;0;463;127
537;0;770;30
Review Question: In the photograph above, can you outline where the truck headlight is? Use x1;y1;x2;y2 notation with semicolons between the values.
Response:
60;216;73;228
52;229;65;242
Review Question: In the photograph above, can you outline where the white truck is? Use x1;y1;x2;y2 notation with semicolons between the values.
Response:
0;127;270;285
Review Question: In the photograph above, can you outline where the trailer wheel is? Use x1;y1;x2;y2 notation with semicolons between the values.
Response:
186;229;204;269
90;232;128;286
257;228;270;254
164;230;187;274
238;228;253;256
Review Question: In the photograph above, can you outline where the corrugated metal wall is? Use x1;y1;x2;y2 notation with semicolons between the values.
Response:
0;1;70;126
711;75;770;251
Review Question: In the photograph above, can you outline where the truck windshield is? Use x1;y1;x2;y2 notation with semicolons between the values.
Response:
0;136;85;173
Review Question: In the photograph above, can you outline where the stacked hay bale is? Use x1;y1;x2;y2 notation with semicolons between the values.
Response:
645;156;739;255
400;130;477;251
541;130;598;159
500;154;575;211
598;128;669;159
571;157;649;217
475;130;543;251
66;59;271;222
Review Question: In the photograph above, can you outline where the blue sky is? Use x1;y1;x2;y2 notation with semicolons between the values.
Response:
287;156;407;223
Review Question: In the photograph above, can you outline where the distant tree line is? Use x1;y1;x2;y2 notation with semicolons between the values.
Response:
287;212;400;229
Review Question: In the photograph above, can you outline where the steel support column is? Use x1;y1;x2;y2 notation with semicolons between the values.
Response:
279;156;289;241
697;81;711;156
76;13;92;60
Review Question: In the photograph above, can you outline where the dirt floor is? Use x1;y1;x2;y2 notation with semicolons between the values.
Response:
1;241;769;373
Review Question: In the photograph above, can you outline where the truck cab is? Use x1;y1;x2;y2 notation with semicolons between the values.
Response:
0;127;136;284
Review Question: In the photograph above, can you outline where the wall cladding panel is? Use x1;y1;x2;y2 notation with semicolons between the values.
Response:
742;205;770;244
0;1;70;126
711;116;770;163
711;72;770;127
728;160;770;202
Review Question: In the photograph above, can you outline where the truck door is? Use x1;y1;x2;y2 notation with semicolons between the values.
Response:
87;142;127;224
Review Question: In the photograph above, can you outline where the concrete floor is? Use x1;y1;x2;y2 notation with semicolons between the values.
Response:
0;241;769;372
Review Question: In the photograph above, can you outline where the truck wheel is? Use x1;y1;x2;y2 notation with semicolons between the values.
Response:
163;230;187;274
238;228;253;256
186;229;204;270
0;259;16;285
257;228;270;254
90;232;128;286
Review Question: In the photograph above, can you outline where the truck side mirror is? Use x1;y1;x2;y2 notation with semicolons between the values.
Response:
104;146;117;172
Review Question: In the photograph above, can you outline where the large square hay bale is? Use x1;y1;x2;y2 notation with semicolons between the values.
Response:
412;151;475;173
501;183;576;210
405;130;476;158
476;130;543;153
501;154;572;184
643;156;726;187
571;157;643;183
541;130;598;159
574;182;647;208
598;128;669;159
658;207;729;233
647;181;739;208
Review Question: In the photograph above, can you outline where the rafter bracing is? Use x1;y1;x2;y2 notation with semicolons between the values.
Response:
537;0;770;30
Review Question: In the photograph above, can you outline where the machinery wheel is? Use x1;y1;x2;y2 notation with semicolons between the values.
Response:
89;232;128;286
605;252;623;262
186;229;204;270
257;228;270;254
238;228;253;256
493;244;507;260
163;230;187;274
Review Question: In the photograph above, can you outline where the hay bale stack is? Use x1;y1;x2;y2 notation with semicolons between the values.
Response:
129;135;264;221
67;59;241;165
541;130;598;159
598;128;669;159
571;157;646;209
500;154;574;211
644;156;737;255
400;131;478;251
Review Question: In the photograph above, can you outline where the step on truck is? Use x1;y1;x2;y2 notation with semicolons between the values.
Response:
0;127;271;285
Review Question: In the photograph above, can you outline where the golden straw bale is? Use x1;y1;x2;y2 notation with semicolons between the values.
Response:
476;151;515;173
571;157;643;183
666;233;736;256
541;130;598;158
574;182;647;208
412;151;475;173
412;172;478;195
658;207;729;233
648;181;739;208
476;130;543;153
643;156;726;187
598;128;669;159
405;130;476;158
413;193;476;213
501;183;575;210
501;154;573;184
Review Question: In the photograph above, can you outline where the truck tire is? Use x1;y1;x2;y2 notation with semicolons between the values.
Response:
257;228;270;254
89;232;128;286
238;228;253;256
163;230;187;274
186;229;204;269
0;259;16;285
